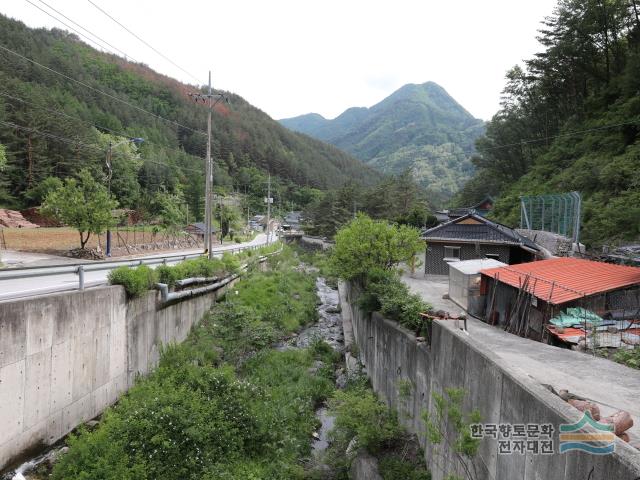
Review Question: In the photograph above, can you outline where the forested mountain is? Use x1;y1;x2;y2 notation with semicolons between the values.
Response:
456;0;640;247
280;82;485;205
0;14;379;218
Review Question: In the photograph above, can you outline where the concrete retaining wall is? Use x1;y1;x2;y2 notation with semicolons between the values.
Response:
340;281;640;480
0;278;237;472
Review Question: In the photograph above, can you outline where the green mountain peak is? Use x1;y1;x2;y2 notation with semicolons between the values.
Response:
279;82;485;205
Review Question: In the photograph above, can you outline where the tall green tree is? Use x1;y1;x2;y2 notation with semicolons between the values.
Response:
330;214;423;282
42;169;117;249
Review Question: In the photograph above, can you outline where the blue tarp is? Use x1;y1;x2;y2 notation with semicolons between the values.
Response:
550;308;603;328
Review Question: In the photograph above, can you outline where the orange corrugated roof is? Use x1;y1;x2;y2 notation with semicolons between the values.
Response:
480;258;640;305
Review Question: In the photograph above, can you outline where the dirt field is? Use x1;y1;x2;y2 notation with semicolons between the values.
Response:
1;227;201;255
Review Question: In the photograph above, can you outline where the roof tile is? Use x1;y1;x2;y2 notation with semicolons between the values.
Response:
480;258;640;305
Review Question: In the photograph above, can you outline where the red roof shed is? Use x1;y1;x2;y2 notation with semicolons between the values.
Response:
480;257;640;305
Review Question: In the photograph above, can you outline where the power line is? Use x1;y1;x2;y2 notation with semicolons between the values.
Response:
24;0;139;62
0;120;203;173
0;90;206;159
0;90;134;139
0;44;206;137
87;0;204;86
479;119;640;152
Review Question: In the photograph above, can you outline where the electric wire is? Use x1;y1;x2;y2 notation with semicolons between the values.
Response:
0;120;204;174
87;0;204;86
0;90;208;160
24;0;140;62
0;44;206;137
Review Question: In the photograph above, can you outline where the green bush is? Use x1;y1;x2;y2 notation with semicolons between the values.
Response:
221;252;241;274
156;264;181;287
156;256;235;287
329;384;402;453
379;457;431;480
108;265;157;297
613;348;640;369
359;270;430;332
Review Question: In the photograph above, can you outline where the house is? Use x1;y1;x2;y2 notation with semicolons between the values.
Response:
185;222;217;241
434;196;494;223
283;211;303;231
479;258;640;342
422;213;541;275
448;258;507;316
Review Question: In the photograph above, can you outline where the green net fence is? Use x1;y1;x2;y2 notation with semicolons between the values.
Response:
520;191;581;243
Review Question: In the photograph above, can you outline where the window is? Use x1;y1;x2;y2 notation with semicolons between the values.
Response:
443;246;461;261
485;253;500;260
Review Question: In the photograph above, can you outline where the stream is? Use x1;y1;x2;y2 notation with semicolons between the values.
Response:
302;277;344;461
3;276;345;479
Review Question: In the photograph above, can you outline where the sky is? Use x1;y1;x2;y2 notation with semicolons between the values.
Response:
2;0;557;121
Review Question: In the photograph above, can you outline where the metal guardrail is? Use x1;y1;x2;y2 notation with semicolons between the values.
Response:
0;242;271;292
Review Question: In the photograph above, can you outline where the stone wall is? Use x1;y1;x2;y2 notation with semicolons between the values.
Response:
0;278;237;472
516;229;572;256
340;281;640;480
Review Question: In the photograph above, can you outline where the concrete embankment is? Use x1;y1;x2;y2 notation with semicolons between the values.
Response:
0;272;244;473
338;281;640;480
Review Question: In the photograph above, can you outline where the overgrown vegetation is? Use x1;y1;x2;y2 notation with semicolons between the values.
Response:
613;347;640;369
107;265;157;298
358;269;430;333
330;215;431;333
456;0;640;247
326;376;431;480
108;243;279;296
155;253;240;287
54;249;339;479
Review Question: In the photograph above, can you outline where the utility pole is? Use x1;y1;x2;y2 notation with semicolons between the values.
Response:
205;72;212;258
266;173;272;245
188;71;228;259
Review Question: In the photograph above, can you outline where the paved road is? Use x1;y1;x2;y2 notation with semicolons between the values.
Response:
0;233;275;302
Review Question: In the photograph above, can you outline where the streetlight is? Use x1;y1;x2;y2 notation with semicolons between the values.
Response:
105;137;144;257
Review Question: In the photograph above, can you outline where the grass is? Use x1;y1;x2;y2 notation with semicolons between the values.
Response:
52;248;337;480
325;375;430;480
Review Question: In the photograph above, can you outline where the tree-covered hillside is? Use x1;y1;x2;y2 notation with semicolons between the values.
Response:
280;81;485;205
0;14;379;217
456;0;640;247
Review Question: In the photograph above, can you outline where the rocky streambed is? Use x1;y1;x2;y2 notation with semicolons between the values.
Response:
3;276;347;479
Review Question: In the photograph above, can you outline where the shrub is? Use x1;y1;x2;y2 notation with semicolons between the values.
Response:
156;264;182;287
328;384;402;453
613;348;640;369
156;256;234;287
359;270;430;332
330;215;423;281
379;457;431;480
221;252;241;274
108;265;157;297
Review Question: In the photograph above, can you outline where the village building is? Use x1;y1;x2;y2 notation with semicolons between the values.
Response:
282;211;303;231
479;257;640;345
447;258;507;315
422;213;541;275
185;222;217;242
434;196;494;223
